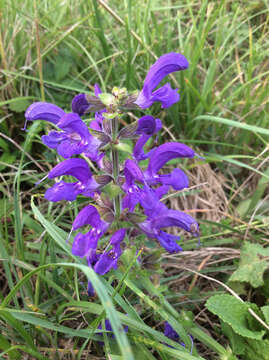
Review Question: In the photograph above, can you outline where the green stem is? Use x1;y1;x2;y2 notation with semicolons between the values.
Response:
111;116;121;220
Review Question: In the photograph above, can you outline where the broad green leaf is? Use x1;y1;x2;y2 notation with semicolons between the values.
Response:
244;338;269;360
221;322;245;355
206;294;265;340
261;306;269;325
229;242;269;288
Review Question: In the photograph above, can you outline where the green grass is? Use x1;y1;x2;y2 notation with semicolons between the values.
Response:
0;0;269;359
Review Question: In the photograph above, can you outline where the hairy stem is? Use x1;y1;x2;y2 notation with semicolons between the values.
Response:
111;116;121;219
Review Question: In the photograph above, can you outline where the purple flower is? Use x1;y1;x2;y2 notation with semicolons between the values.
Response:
72;84;106;116
135;52;189;109
122;159;144;211
71;205;109;259
133;115;162;162
42;113;92;158
45;159;100;202
136;186;198;253
25;102;103;161
87;281;95;297
72;94;91;116
97;319;128;344
144;142;194;191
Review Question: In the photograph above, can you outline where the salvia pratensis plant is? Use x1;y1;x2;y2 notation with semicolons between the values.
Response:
25;52;200;294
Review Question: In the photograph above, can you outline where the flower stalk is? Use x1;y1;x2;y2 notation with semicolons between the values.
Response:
111;115;121;220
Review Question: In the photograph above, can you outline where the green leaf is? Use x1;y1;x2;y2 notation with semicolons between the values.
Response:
103;183;122;200
221;322;245;355
261;306;269;325
244;338;269;360
0;334;21;359
9;98;31;112
54;56;72;81
206;294;265;340
229;242;269;288
194;115;269;136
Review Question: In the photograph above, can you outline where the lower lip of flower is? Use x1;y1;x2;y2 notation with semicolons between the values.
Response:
69;132;82;141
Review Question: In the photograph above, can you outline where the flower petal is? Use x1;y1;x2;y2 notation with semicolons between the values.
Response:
41;131;66;149
147;142;195;174
151;83;180;108
94;83;102;96
142;53;188;96
136;115;161;135
124;159;144;185
72;205;102;231
48;158;92;183
94;244;122;275
57;113;91;144
44;181;80;202
72;231;96;257
57;139;86;158
156;231;182;253
152;209;199;233
109;229;126;245
25;102;65;124
159;168;189;190
71;94;91;116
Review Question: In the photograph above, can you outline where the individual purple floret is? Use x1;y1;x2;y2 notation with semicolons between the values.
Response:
72;83;106;116
25;102;103;161
133;115;162;161
42;113;92;158
135;52;189;109
45;159;100;201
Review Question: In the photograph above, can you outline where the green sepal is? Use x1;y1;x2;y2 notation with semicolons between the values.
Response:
98;93;115;106
103;112;118;120
103;183;123;200
126;212;147;223
115;142;133;154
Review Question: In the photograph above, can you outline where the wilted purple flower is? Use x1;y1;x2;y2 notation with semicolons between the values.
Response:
135;52;189;109
45;159;100;202
94;229;126;275
164;322;185;348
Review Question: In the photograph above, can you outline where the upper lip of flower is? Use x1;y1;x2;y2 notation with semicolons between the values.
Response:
134;52;189;109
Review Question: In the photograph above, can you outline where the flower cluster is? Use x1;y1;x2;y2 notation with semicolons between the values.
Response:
25;52;199;285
